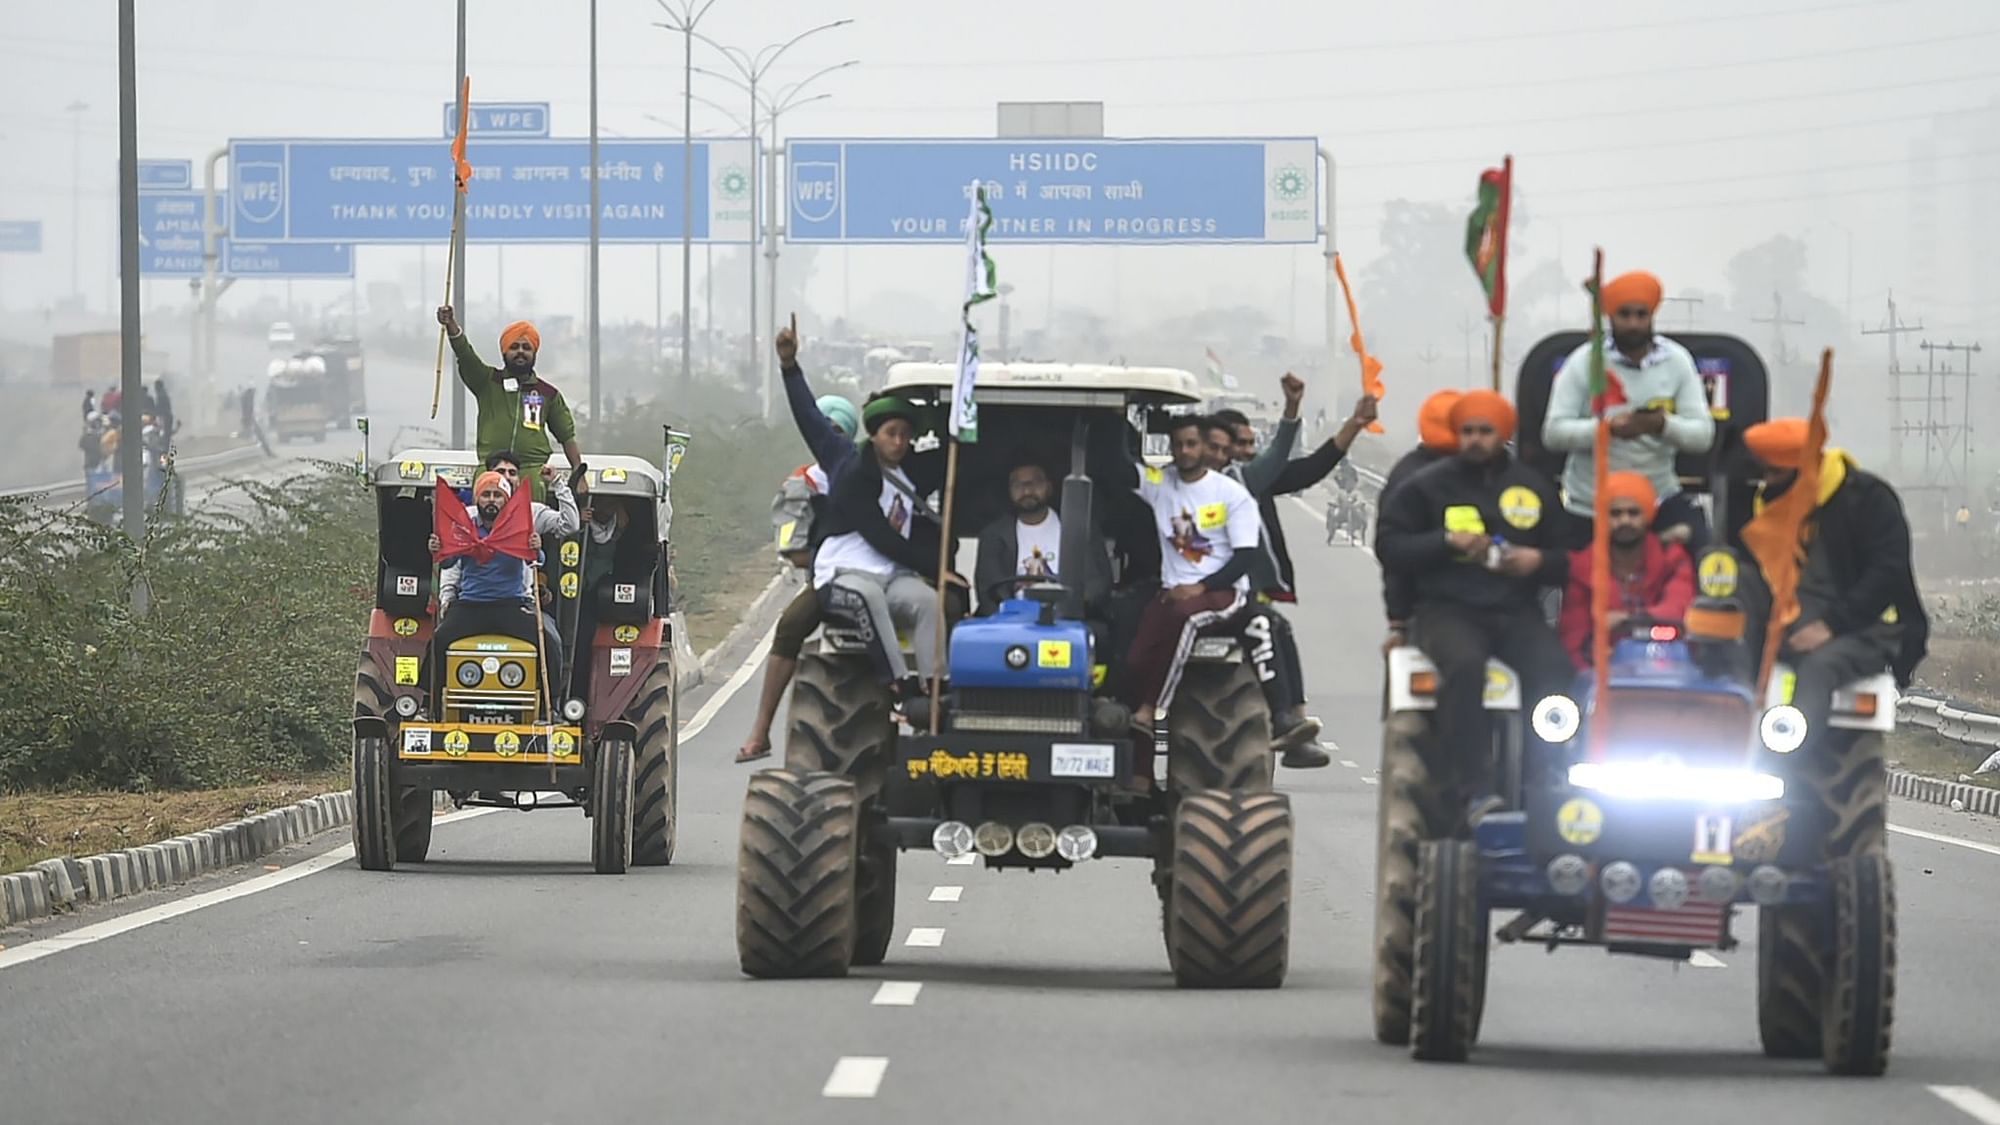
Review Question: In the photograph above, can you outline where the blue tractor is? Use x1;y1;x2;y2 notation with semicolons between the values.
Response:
1375;334;1900;1074
735;363;1294;988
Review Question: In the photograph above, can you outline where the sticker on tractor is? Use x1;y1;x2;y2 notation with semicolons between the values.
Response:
394;656;421;685
1091;664;1107;689
1556;797;1604;845
610;648;633;677
402;728;431;754
443;730;471;757
560;541;580;567
550;730;578;758
1692;813;1734;864
906;749;1031;782
614;583;636;604
396;575;419;597
393;617;420;637
599;466;627;484
399;459;425;479
1697;552;1739;598
1037;640;1072;669
1733;808;1789;863
1483;665;1515;704
614;625;640;644
560;572;580;599
493;730;521;758
1498;486;1542;529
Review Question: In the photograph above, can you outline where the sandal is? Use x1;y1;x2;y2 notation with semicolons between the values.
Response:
735;743;772;764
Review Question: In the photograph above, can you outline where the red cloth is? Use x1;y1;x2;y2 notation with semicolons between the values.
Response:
1559;535;1695;669
433;475;536;566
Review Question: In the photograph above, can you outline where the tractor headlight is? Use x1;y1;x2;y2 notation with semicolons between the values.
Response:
562;698;587;722
1531;694;1580;744
454;662;483;688
1568;761;1785;803
393;695;420;718
1760;705;1807;754
498;661;527;688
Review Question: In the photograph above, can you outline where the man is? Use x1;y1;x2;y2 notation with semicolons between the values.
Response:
1325;497;1340;545
973;461;1112;615
1378;389;1462;652
436;306;583;504
1740;417;1928;746
814;395;958;707
431;466;579;688
1541;270;1716;549
1556;471;1695;669
1120;414;1261;733
1376;390;1573;823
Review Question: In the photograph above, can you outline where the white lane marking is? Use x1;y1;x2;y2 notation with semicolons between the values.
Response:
0;808;495;972
1361;776;1379;785
1689;951;1727;968
1930;1086;2000;1124
871;981;923;1007
822;1057;888;1099
945;853;976;866
928;885;963;902
904;927;946;947
1890;824;2000;859
681;621;778;742
1339;759;1358;769
1319;741;1341;751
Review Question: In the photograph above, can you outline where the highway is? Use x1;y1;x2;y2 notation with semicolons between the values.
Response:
4;503;2000;1125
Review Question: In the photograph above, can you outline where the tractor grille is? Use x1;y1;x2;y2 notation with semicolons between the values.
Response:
950;688;1086;735
1595;688;1755;763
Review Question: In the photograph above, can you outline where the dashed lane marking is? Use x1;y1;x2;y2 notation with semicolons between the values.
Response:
1361;776;1379;785
1340;760;1358;769
928;885;963;903
871;981;923;1006
904;927;946;948
822;1057;889;1099
1930;1086;2000;1124
945;853;976;866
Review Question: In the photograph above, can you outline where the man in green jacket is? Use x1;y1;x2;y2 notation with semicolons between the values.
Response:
436;306;583;503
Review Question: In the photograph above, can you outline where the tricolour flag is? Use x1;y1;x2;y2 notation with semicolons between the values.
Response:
1464;156;1512;318
948;181;998;443
1203;346;1238;391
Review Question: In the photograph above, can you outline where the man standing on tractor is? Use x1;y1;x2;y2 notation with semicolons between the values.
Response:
1541;270;1716;550
1378;389;1462;653
1376;390;1574;823
1556;471;1695;669
436;306;583;504
1740;417;1928;744
972;461;1112;616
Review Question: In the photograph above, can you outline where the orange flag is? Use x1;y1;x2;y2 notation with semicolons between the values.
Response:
1740;350;1833;696
1332;252;1387;434
451;77;474;194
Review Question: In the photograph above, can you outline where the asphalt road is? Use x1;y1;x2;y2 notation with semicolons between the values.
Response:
5;501;2000;1125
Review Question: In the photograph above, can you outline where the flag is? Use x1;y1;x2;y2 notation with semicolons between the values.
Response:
1203;346;1239;391
1464;156;1512;318
1585;249;1614;759
433;476;536;566
450;76;474;194
1741;351;1833;695
1332;253;1387;434
948;180;998;443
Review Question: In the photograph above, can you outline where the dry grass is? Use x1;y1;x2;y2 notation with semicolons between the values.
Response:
681;558;784;655
1919;635;2000;712
0;772;346;876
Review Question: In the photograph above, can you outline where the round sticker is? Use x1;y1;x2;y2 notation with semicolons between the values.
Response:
494;730;521;758
551;730;577;757
398;459;425;479
560;541;580;567
1498;486;1543;530
613;625;640;644
559;572;580;599
443;730;471;757
1697;552;1739;598
393;617;420;637
1556;797;1604;845
1482;665;1515;703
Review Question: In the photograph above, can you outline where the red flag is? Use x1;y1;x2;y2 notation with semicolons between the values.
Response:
433;476;536;566
1464;156;1513;318
451;77;474;194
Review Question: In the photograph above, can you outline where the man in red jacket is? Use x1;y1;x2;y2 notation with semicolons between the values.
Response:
1558;471;1695;669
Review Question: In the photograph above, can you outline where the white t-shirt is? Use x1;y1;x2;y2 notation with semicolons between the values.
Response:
813;466;916;588
1016;512;1061;579
1138;464;1259;590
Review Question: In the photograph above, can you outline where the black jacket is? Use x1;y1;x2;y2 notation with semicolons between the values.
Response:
1767;463;1929;686
972;511;1112;615
1375;445;1448;623
1376;451;1569;615
818;448;949;581
1251;437;1354;600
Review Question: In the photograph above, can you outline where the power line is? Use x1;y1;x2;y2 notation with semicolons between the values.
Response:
1751;291;1807;364
1863;292;1925;478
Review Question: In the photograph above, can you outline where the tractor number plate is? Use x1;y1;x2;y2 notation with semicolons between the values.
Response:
1050;742;1116;778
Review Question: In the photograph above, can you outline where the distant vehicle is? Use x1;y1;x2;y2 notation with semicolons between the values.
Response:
268;322;297;347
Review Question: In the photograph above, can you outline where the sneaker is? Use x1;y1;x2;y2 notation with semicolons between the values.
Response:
1281;744;1332;769
1465;794;1507;827
1272;712;1323;751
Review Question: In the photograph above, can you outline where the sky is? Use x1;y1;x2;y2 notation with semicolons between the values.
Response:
3;0;1997;365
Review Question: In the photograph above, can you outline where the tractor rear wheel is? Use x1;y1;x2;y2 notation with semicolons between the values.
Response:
1165;790;1292;989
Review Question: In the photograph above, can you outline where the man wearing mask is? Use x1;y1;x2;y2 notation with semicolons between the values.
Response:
1541;270;1716;549
1556;471;1695;669
436;306;583;504
1376;390;1573;823
973;461;1111;616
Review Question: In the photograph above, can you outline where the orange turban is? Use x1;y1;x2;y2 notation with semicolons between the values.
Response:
1417;390;1463;452
1600;271;1664;314
1602;471;1658;520
1449;389;1518;443
500;320;541;354
1744;418;1810;470
473;470;512;498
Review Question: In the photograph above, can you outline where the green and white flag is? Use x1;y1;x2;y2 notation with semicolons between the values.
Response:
949;180;998;442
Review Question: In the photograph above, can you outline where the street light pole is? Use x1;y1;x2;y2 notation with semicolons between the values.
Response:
451;0;468;447
589;0;602;428
115;4;142;554
66;99;88;308
653;1;720;392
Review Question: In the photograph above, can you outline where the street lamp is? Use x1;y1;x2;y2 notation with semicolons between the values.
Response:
652;0;724;390
65;99;88;307
643;113;732;381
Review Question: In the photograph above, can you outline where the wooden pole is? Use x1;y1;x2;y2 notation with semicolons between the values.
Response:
928;439;960;735
431;235;459;420
1489;314;1505;392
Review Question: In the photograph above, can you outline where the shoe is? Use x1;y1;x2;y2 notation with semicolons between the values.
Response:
1272;712;1323;751
1465;794;1506;827
1281;744;1331;769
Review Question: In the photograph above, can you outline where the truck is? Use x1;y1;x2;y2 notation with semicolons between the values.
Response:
52;331;166;389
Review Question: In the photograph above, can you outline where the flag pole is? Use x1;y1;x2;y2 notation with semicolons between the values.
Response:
930;180;996;735
1489;314;1505;392
1586;247;1613;759
928;442;960;735
434;76;473;421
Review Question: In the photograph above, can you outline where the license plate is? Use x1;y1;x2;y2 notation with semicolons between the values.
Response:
1050;742;1115;778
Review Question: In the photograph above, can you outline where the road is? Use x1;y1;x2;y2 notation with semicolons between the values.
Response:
5;502;2000;1125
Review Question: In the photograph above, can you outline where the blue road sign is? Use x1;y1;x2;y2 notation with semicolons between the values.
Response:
138;191;211;274
443;102;552;139
138;159;194;192
222;240;354;279
227;137;757;244
0;220;41;253
785;137;1320;245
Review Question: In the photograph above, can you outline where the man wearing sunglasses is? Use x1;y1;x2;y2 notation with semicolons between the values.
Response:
1541;270;1716;551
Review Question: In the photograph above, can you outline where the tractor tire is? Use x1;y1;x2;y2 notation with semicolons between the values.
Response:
591;738;635;875
393;790;434;863
1410;838;1483;1063
736;769;860;979
352;736;396;872
1165;790;1292;989
1373;711;1453;1046
630;661;679;866
1756;905;1824;1059
1798;731;1889;860
1822;852;1896;1076
784;653;894;801
1165;661;1273;795
851;825;898;968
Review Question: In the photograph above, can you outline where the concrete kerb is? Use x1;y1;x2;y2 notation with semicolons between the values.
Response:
1;593;777;930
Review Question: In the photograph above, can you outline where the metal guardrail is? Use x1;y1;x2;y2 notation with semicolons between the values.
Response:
1898;695;2000;749
0;443;267;504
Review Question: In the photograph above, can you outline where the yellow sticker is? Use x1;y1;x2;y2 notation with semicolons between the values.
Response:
393;617;420;637
599;467;628;484
1195;501;1228;531
550;730;578;758
776;519;798;549
1733;808;1790;864
399;459;425;479
1777;670;1797;705
494;730;521;758
1037;640;1072;669
1444;505;1487;535
443;730;471;757
614;625;640;644
1644;396;1677;413
560;541;580;567
394;656;421;685
1091;663;1107;689
1557;797;1604;845
1142;465;1165;485
1483;665;1515;704
560;572;580;598
1692;813;1733;865
1498;486;1542;530
1697;551;1739;598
